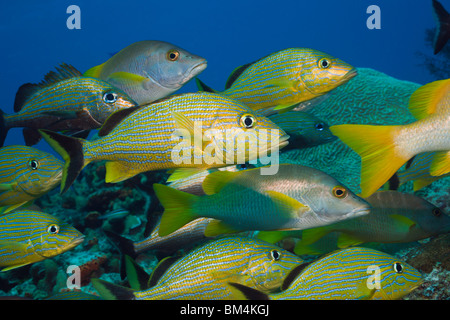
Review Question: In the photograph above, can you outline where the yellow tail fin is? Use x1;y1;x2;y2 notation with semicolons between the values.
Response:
153;183;199;237
330;124;408;198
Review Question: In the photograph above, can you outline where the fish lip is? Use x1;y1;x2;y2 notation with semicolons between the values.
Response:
319;206;370;223
342;68;358;82
182;60;207;83
69;235;85;248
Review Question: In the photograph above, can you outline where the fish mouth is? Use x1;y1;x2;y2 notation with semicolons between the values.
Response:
319;206;370;223
183;60;207;83
341;68;358;83
68;235;85;249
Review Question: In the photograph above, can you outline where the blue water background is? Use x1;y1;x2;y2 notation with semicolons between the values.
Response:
0;0;442;153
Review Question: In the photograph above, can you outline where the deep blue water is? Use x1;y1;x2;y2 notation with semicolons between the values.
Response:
0;0;443;151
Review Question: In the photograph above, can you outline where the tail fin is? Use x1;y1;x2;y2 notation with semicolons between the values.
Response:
91;278;135;300
195;78;217;93
330;124;408;198
38;129;88;194
432;0;450;54
153;183;200;237
0;110;8;147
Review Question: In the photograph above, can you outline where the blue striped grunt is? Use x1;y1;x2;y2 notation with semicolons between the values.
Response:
259;190;450;256
0;209;84;271
39;92;289;193
330;78;450;197
0;145;63;213
268;111;336;149
397;152;450;191
196;48;356;114
84;40;207;105
0;63;137;147
92;236;304;300
154;164;371;237
229;247;423;300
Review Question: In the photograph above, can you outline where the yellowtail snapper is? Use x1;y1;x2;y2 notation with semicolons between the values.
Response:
154;164;371;237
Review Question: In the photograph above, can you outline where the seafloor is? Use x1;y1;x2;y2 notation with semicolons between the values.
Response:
0;68;448;300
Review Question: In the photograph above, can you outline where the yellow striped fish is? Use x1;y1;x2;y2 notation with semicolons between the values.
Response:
92;236;304;300
40;92;288;193
196;48;357;114
0;145;63;213
397;152;450;191
330;78;450;197
0;63;137;147
0;209;84;271
230;247;423;300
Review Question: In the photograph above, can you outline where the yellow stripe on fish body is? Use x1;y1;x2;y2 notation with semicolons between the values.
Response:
1;63;137;147
0;210;84;271
198;48;357;114
231;247;422;300
0;145;63;213
94;236;304;300
40;92;288;193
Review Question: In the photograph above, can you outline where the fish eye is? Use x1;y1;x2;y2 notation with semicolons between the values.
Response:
269;249;281;261
393;262;403;274
332;186;348;199
167;50;180;61
318;58;331;69
432;208;442;217
28;159;40;170
240;114;256;129
315;122;325;131
103;92;118;104
47;224;59;234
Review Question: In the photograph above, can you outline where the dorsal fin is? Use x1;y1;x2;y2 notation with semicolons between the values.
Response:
280;262;310;291
98;106;141;137
14;83;41;112
147;256;179;287
225;62;254;90
38;63;83;87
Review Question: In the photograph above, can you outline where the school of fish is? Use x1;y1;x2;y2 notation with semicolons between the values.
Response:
0;7;449;300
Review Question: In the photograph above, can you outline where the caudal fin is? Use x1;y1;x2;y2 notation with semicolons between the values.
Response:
195;78;217;93
432;0;450;54
153;183;199;237
330;124;409;198
38;129;88;194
